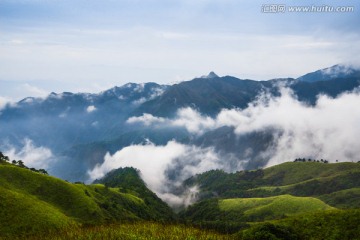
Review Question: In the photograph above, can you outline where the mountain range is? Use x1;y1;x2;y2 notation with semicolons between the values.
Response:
1;64;360;239
1;64;360;183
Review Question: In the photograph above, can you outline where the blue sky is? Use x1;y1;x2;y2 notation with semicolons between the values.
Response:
0;0;359;101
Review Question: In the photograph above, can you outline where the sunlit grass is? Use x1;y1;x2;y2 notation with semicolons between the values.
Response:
4;223;234;240
219;195;333;221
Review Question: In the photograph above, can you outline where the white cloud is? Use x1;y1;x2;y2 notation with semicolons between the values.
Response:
134;83;145;92
126;113;166;126
86;105;97;113
198;88;360;165
88;141;222;207
93;88;360;207
4;138;53;169
127;87;360;166
127;107;216;134
132;97;147;105
171;107;216;134
149;87;165;99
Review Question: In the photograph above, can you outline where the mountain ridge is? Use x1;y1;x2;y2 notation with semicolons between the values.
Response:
1;64;360;182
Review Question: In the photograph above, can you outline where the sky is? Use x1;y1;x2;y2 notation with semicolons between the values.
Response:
0;0;359;100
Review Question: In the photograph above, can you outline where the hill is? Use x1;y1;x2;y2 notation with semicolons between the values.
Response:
240;209;360;240
184;162;360;203
181;194;333;224
179;162;360;235
93;167;175;221
1;157;360;239
0;162;173;237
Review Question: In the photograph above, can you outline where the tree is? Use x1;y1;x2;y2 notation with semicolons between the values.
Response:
0;152;9;162
17;160;25;168
38;169;48;175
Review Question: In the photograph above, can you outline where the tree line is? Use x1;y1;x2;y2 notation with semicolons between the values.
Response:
0;151;48;175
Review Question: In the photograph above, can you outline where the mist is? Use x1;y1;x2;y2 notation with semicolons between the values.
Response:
128;87;360;164
88;140;224;207
98;87;360;206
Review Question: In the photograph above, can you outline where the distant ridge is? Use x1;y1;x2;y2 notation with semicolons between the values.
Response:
297;64;360;82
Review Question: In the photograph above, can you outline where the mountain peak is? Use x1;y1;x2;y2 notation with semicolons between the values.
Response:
201;71;219;79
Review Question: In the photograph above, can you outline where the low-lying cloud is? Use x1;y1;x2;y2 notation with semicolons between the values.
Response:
127;113;165;126
97;87;360;207
86;105;97;113
127;107;216;134
127;88;360;165
88;140;226;208
4;138;54;169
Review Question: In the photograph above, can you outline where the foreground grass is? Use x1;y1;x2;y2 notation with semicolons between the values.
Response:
239;209;360;240
2;223;234;240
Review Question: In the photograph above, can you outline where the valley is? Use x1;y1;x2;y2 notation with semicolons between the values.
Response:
1;65;360;239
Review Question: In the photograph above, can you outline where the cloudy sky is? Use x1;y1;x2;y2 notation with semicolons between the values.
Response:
1;0;359;100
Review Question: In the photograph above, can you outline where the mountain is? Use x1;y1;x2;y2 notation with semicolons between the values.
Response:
291;75;360;104
135;76;283;117
0;82;168;151
297;64;360;82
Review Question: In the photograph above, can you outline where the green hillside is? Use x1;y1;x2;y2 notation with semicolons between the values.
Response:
0;163;173;237
319;188;360;209
181;195;333;226
184;162;360;206
6;223;233;240
219;195;333;221
94;167;175;220
0;185;77;236
1;157;360;239
180;162;360;235
240;209;360;240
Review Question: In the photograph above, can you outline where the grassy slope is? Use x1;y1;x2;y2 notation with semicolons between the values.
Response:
181;162;360;236
240;209;360;240
94;167;175;221
185;162;360;209
2;161;359;238
318;188;360;209
219;195;333;221
262;162;358;185
0;164;171;237
5;223;233;240
0;186;76;237
182;195;333;224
